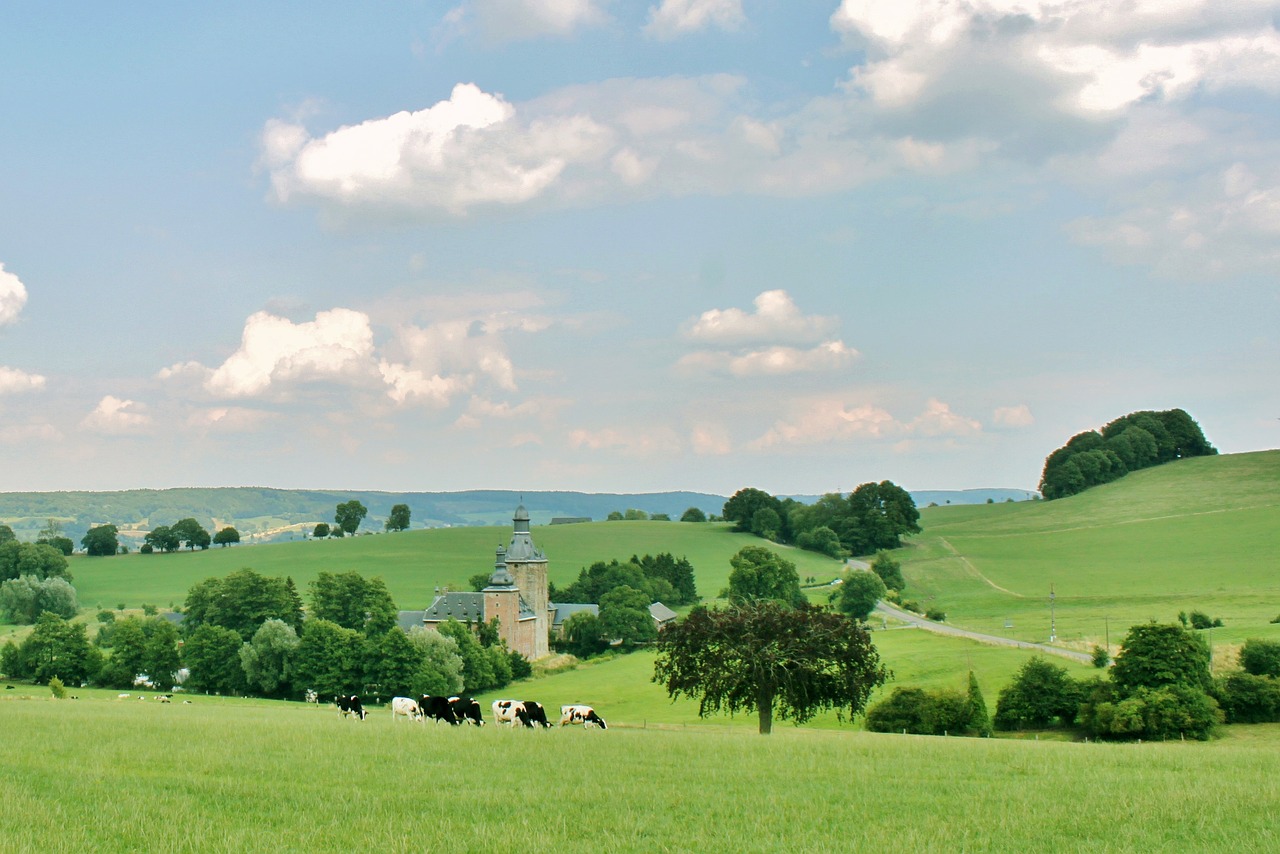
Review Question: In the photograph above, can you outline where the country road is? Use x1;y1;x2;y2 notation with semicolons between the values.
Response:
844;559;1093;665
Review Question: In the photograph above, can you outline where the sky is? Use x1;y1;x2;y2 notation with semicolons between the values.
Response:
1;1;1278;497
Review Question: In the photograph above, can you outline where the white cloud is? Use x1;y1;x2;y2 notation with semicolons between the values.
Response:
0;423;61;443
444;0;606;43
266;83;613;215
82;396;152;434
753;397;982;447
686;290;838;345
993;404;1035;428
645;0;745;40
677;341;857;377
0;263;29;326
186;407;272;432
206;308;376;398
690;423;733;455
569;426;683;456
0;367;46;394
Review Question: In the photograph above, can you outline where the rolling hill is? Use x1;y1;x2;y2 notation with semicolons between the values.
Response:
899;450;1280;653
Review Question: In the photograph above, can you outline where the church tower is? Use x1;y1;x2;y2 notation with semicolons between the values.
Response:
482;545;520;650
503;505;550;659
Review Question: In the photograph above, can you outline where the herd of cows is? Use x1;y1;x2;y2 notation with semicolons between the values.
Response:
333;694;608;730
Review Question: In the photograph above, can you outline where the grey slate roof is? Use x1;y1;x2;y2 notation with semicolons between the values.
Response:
397;610;426;632
505;504;546;563
649;602;678;623
423;592;485;623
550;602;599;628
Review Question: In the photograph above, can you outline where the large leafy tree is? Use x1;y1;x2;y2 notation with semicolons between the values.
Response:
14;613;102;686
1111;622;1212;692
334;500;368;536
405;626;465;696
81;524;119;556
993;657;1082;730
182;625;247;694
239;619;299;697
844;481;921;555
722;488;783;534
724;546;806;608
0;575;78;623
654;601;888;734
171;518;211;551
212;527;240;547
143;525;181;554
182;569;304;639
293;619;364;698
309;571;397;636
384;503;411;532
598;585;657;647
837;571;886;622
0;541;71;582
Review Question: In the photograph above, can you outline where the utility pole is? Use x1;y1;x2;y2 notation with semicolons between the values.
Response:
1049;584;1057;643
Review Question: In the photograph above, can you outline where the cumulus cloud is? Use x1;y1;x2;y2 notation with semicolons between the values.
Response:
993;404;1035;428
0;263;28;326
82;396;152;434
569;426;683;456
690;423;733;455
442;0;606;43
679;290;856;377
0;367;46;394
205;308;376;398
753;398;981;447
645;0;745;40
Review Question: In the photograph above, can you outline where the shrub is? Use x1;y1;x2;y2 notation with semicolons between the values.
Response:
869;551;905;592
48;676;66;699
139;544;154;554
925;608;946;622
1239;639;1280;679
994;657;1082;730
865;685;980;736
1187;611;1220;630
141;604;157;616
1214;673;1280;724
1091;645;1110;668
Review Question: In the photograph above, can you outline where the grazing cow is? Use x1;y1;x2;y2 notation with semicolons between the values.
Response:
449;696;485;727
522;700;552;728
559;704;607;729
390;696;422;722
182;700;193;705
117;693;130;699
158;695;172;703
492;699;526;727
334;695;368;720
419;695;459;725
304;689;319;704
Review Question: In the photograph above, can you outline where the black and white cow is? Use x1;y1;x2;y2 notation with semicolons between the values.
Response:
335;695;368;720
391;696;422;722
559;704;607;729
521;701;551;728
449;696;485;726
492;699;529;727
419;695;459;725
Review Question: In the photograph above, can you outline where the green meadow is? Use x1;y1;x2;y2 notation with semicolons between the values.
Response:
901;450;1280;656
65;520;844;612
3;693;1278;853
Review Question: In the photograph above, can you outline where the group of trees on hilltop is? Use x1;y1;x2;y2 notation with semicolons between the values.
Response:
1039;409;1216;500
0;567;527;700
0;535;78;623
722;481;920;558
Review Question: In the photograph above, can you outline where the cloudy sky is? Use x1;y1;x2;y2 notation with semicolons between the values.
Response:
1;1;1277;496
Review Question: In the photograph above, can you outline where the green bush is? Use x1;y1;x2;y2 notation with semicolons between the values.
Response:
925;608;946;622
1239;639;1280;678
1214;673;1280;724
48;676;66;699
866;683;984;736
994;657;1083;731
1091;645;1110;668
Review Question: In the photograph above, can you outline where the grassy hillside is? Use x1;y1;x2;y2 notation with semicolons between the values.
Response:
4;693;1277;852
899;450;1280;653
67;521;845;611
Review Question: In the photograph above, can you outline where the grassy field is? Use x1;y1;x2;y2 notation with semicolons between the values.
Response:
65;521;844;613
3;692;1278;852
900;450;1280;656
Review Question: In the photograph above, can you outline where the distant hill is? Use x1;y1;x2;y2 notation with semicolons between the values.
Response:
0;488;727;546
785;488;1038;507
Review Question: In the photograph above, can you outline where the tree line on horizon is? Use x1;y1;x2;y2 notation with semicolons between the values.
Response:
1038;408;1216;500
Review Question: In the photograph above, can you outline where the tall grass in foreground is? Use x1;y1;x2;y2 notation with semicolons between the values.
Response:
4;696;1278;852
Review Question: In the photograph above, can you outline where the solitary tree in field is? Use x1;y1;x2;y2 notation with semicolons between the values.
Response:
334;500;368;536
81;524;119;557
653;601;888;734
213;526;240;547
385;503;411;532
837;571;886;622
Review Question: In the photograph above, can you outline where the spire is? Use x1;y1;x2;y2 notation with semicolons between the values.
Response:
485;544;516;589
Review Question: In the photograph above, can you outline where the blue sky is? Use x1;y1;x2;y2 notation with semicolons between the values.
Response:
1;1;1277;495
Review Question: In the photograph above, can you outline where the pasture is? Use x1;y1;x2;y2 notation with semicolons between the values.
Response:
901;451;1280;654
3;693;1278;852
65;521;844;612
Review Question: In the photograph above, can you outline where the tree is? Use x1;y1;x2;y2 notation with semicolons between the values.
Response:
292;619;364;699
0;575;79;623
182;625;247;694
97;617;150;688
312;523;331;539
239;619;299;697
385;504;411;532
437;618;498;693
1111;623;1211;693
0;524;14;544
142;619;182;689
724;546;806;608
366;626;427;700
0;542;70;583
796;525;844;559
869;551;905;592
843;481;921;555
81;524;120;556
36;520;75;557
967;670;992;737
994;657;1082;730
680;507;707;523
598;585;657;647
837;571;886;622
722;488;783;535
562;611;607;658
654;601;888;734
750;507;782;541
171;518;211;551
213;527;241;547
144;525;181;554
334;500;368;536
405;626;465;697
182;569;304;639
16;613;101;686
1240;639;1280;678
309;571;397;636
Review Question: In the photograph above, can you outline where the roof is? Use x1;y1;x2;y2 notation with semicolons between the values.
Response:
649;602;678;623
396;610;425;632
550;602;598;628
423;592;485;623
161;611;186;626
506;504;546;563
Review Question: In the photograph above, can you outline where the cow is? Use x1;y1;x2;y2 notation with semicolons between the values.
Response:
158;695;172;703
335;695;368;720
304;689;319;704
449;696;485;726
522;701;551;728
390;696;422;722
559;704;607;729
419;695;459;725
492;699;526;727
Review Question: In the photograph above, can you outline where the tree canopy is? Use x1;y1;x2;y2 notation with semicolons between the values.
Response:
81;524;119;556
384;503;411;532
724;546;806;608
724;481;920;558
837;571;886;622
308;571;397;636
1039;409;1216;499
334;500;368;535
654;601;888;734
182;569;304;639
